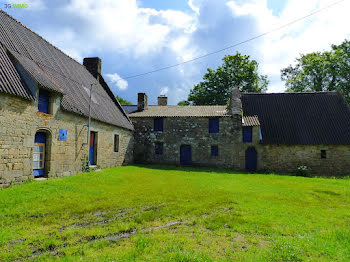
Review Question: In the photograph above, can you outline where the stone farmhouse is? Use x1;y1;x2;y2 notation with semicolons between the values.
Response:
0;10;134;187
1;10;350;188
124;90;350;175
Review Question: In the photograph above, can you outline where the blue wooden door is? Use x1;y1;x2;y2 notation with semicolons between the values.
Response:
89;132;96;165
33;132;46;177
245;147;257;172
180;145;191;165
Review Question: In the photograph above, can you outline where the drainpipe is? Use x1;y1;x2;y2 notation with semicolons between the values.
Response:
87;83;93;165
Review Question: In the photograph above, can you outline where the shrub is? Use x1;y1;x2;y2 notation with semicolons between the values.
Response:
295;166;311;177
81;156;90;173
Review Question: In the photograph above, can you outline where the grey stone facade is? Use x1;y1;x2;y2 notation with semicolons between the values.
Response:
132;116;241;168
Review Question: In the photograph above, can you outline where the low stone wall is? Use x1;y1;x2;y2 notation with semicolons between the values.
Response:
0;93;133;187
257;144;350;175
131;116;241;168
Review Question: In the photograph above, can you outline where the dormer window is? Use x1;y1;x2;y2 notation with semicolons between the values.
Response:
38;89;50;114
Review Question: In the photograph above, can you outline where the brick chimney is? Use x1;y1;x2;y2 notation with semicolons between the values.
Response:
83;57;101;79
228;88;241;115
138;93;148;111
157;95;168;106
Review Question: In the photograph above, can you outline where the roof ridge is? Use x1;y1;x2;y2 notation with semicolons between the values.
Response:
0;9;84;68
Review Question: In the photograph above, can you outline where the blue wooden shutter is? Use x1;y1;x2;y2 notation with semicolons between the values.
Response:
242;127;253;143
154;118;163;132
209;118;219;133
211;145;218;156
38;89;50;113
58;129;67;141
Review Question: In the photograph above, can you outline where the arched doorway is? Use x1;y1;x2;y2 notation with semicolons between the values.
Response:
245;147;257;173
33;130;51;177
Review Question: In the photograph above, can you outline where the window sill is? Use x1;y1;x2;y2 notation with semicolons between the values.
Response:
36;111;53;119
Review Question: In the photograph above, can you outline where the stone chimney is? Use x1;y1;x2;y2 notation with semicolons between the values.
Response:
157;95;168;106
83;57;101;79
228;88;241;115
138;93;148;111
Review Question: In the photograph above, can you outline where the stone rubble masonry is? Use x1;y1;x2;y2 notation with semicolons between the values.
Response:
0;92;134;188
131;114;350;175
131;115;242;168
238;126;350;175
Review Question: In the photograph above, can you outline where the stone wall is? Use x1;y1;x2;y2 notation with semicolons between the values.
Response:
256;144;350;175
132;114;350;175
131;116;241;168
0;92;134;187
236;127;350;175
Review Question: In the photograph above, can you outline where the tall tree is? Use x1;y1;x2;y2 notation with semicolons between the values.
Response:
116;95;132;105
177;100;190;106
281;39;350;103
187;53;268;105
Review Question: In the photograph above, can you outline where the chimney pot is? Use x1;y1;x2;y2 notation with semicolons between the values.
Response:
83;57;102;79
158;96;168;106
138;93;148;111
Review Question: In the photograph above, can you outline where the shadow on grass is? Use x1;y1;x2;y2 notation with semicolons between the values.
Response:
133;164;254;175
131;164;350;179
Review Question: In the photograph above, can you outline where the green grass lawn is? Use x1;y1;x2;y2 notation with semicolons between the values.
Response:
1;165;350;261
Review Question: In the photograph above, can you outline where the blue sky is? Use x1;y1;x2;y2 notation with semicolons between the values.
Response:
2;0;350;105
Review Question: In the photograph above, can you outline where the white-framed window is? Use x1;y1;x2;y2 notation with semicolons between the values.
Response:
33;143;45;169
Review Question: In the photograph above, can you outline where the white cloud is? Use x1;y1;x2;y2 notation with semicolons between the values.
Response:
160;86;169;96
188;0;200;15
227;0;350;92
57;0;198;59
106;73;128;90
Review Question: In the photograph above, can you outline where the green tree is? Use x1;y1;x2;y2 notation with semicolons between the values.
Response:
281;39;350;103
187;53;268;105
177;100;190;106
116;95;132;105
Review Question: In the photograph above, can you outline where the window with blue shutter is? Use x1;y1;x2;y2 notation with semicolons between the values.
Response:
209;118;219;133
242;126;253;143
154;118;163;132
211;145;219;156
38;89;50;114
155;142;163;155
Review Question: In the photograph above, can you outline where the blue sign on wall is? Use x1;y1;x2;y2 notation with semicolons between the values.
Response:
58;129;67;141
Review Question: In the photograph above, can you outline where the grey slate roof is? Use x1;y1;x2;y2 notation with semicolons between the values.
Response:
0;10;133;130
127;105;230;118
120;105;138;114
0;43;34;100
242;92;350;144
